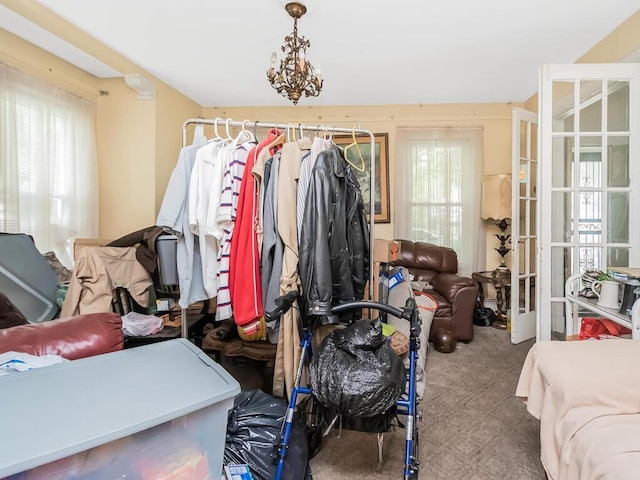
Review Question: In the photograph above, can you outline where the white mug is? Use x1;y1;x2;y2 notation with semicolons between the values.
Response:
591;280;620;309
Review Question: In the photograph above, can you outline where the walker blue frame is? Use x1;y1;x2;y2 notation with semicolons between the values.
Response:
269;297;422;480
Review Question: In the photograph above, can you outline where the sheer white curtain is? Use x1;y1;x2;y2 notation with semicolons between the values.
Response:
0;64;98;267
394;127;485;276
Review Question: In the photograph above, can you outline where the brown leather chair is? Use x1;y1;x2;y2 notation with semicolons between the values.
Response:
0;312;124;360
390;239;478;342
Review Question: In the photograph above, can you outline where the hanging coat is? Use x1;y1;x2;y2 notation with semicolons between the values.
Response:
156;136;208;309
298;144;370;324
261;151;283;343
229;130;281;335
272;138;311;400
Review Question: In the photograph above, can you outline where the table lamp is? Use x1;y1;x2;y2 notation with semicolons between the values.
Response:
481;174;512;273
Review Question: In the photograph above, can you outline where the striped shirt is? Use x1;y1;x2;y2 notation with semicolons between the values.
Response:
215;143;252;321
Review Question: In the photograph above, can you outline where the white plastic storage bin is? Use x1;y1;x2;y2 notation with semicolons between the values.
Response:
0;339;240;480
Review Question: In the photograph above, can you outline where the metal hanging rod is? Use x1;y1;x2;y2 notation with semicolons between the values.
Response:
182;117;376;147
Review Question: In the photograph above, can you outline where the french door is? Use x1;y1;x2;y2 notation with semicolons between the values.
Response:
538;64;640;341
510;108;537;344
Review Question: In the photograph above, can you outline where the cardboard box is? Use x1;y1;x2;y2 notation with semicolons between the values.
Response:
373;239;401;263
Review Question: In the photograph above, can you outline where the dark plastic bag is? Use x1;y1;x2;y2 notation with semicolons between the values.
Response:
310;319;405;418
473;305;497;326
224;390;310;480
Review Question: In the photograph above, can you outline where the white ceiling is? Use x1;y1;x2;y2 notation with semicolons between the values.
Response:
20;1;640;106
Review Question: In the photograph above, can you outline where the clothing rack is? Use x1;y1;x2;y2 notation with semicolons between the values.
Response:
179;117;377;338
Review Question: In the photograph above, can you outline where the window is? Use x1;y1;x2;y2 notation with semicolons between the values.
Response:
0;64;98;267
395;128;484;275
577;147;603;272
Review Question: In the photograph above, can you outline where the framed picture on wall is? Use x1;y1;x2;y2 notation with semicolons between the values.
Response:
334;132;390;223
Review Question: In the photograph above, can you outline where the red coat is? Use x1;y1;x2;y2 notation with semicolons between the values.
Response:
229;130;281;331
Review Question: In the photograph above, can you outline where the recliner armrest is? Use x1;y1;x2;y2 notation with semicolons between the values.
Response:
0;312;124;360
431;272;476;304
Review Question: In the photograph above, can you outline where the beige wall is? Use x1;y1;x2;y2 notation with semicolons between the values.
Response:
154;83;202;215
204;103;519;247
95;81;201;238
95;78;156;237
577;9;640;64
93;80;200;238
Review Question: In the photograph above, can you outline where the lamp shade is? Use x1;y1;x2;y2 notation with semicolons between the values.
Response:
481;174;512;220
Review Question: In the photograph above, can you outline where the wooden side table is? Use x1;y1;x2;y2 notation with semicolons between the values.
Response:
472;270;511;329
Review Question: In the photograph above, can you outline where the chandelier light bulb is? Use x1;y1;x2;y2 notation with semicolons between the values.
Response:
268;51;277;78
299;50;306;71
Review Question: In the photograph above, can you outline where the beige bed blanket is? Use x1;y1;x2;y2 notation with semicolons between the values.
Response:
515;339;640;480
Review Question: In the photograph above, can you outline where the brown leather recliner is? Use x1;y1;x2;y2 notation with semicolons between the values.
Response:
390;239;478;343
0;312;124;360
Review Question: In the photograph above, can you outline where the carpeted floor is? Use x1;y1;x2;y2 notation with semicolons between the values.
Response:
309;325;546;480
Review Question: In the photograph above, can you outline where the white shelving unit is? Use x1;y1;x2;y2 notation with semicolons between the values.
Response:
565;274;640;340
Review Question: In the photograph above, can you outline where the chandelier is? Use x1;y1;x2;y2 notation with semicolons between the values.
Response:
266;2;323;105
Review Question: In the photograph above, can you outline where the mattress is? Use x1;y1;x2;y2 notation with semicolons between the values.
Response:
516;339;640;480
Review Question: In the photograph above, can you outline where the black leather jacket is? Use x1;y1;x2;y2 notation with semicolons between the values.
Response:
299;144;370;324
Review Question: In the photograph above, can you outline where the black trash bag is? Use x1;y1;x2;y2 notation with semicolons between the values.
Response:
310;318;405;418
224;390;310;480
473;305;498;326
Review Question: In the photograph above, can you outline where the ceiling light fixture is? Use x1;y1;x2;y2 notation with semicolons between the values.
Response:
267;2;322;105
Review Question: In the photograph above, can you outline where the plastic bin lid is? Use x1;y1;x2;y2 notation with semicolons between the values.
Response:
0;233;59;323
0;339;240;477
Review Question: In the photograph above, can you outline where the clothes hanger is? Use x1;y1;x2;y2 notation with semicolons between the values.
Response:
225;118;256;150
225;118;234;142
237;119;257;143
286;123;294;142
342;128;366;172
323;125;330;141
212;117;223;141
265;127;286;151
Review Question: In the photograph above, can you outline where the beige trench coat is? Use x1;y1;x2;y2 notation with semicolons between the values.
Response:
272;138;312;400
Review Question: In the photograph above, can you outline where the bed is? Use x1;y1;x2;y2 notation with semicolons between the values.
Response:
516;339;640;480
